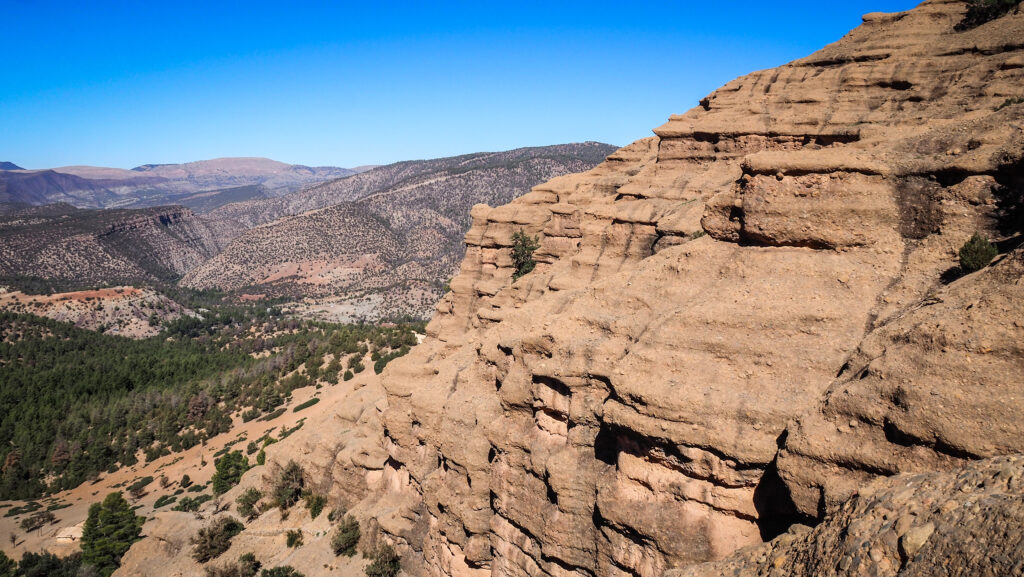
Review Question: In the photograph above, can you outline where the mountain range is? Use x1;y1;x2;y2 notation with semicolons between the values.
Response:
0;143;617;318
0;157;365;209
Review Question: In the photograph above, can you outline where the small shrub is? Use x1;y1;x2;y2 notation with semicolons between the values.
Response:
153;494;177;509
365;544;400;577
285;529;303;548
258;408;286;422
331;515;360;557
173;494;213;512
180;474;193;488
343;370;354;381
127;476;154;498
996;96;1024;111
959;233;998;273
956;0;1019;30
191;516;245;563
303;492;326;519
238;553;261;577
256;450;266;466
260;567;304;577
241;408;261;423
19;510;56;533
292;398;320;412
511;229;540;280
236;488;262;521
246;441;259;455
271;461;304;510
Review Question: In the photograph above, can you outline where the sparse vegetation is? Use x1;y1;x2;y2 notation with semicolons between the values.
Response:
959;233;998;273
365;544;401;577
303;492;327;519
511;229;540;281
331;515;361;557
236;488;262;521
203;552;262;577
270;461;304;510
260;567;304;577
285;529;303;548
191;517;245;563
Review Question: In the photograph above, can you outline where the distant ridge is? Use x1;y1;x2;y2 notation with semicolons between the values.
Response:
0;157;359;208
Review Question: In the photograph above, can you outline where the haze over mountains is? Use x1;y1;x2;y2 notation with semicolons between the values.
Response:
0;157;364;210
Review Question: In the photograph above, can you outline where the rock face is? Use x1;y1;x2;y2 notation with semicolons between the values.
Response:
670;455;1024;577
359;2;1024;577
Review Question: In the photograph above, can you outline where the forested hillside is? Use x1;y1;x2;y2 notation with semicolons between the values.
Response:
0;308;421;500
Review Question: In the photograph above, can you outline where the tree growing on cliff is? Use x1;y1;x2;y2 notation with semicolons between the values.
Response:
511;230;540;281
80;492;144;577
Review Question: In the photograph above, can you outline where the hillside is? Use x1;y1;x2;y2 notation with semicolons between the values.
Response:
0;203;239;287
0;157;360;209
0;285;193;338
184;143;617;318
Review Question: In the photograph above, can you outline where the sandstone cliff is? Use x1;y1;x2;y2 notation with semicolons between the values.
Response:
111;2;1024;576
366;1;1024;576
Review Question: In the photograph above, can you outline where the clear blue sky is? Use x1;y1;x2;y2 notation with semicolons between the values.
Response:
0;1;921;169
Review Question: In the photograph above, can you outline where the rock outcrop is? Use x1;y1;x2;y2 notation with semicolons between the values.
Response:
361;2;1024;576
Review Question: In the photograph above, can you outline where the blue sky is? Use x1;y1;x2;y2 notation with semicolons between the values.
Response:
0;1;920;169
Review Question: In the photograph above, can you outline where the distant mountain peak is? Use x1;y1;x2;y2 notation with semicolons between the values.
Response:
0;161;24;171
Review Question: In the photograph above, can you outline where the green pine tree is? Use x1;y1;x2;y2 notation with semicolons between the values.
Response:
81;492;144;577
212;451;250;495
510;230;540;281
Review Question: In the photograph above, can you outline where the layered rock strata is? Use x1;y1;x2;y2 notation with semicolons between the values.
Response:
365;2;1024;577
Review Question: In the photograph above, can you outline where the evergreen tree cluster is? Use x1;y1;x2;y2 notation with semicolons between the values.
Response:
0;308;423;500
